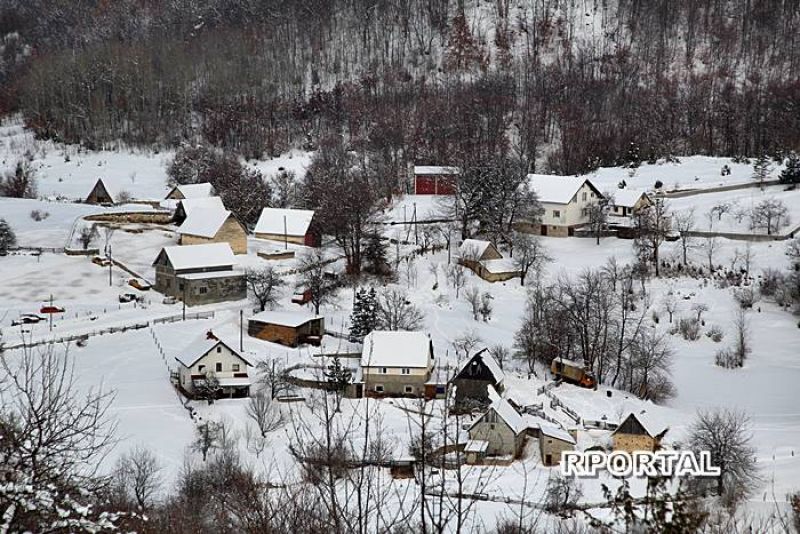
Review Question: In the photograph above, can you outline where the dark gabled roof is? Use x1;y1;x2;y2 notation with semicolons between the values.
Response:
612;412;668;439
453;349;505;385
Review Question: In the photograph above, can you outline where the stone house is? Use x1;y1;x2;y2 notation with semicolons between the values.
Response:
175;331;252;398
254;207;320;247
610;190;652;217
451;348;505;411
177;208;248;254
152;243;246;306
360;331;434;397
612;412;669;453
538;425;576;466
468;397;526;458
173;196;226;225
457;239;521;283
248;310;324;347
413;165;459;195
518;175;604;237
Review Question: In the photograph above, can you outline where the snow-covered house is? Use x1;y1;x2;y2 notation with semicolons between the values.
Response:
177;208;247;254
413;165;460;195
610;190;652;217
248;310;324;347
468;397;526;458
165;183;216;201
360;331;434;397
85;178;124;205
254;208;320;247
173;196;226;225
612;412;669;453
538;425;576;466
175;331;252;398
520;175;604;237
451;348;505;410
152;243;245;306
457;239;520;282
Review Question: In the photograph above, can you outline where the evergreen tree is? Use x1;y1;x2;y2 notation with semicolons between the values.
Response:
363;232;388;275
349;287;379;341
780;152;800;184
0;218;16;255
752;154;773;189
324;353;352;411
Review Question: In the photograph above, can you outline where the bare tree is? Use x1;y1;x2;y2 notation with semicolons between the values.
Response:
633;198;670;276
688;408;760;506
452;330;483;361
464;285;482;321
245;265;285;311
703;237;720;272
587;197;610;245
489;344;510;370
270;169;298;208
376;288;425;331
0;161;37;198
256;358;292;400
114;446;162;510
749;198;791;235
716;308;751;369
673;208;696;265
297;249;338;314
78;224;99;250
661;292;679;323
627;330;675;402
246;390;285;437
193;420;222;462
446;263;467;298
512;232;552;286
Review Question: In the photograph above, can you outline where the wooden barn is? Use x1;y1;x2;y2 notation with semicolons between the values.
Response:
248;310;324;347
451;349;505;411
173;196;226;225
413;166;459;195
152;243;246;306
254;208;320;247
165;183;215;201
612;412;669;453
85;178;121;205
457;239;521;283
177;208;248;254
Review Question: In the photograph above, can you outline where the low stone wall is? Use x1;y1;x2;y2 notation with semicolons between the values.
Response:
84;211;173;224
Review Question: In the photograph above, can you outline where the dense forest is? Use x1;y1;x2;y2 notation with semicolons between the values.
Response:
1;0;799;175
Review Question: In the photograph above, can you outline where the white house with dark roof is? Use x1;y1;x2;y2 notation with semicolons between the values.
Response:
521;174;604;237
175;331;252;398
360;331;434;397
177;208;248;254
152;243;245;306
254;207;320;247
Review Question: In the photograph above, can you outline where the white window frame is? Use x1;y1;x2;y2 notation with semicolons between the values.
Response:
232;364;240;372
381;367;387;374
553;210;561;218
402;367;410;375
374;384;384;393
404;385;414;394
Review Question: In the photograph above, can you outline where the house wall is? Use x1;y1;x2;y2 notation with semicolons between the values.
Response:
530;182;600;234
469;420;524;457
178;343;248;394
182;276;246;306
540;437;574;465
453;378;494;407
613;433;657;453
363;367;431;396
255;232;307;246
248;319;324;346
179;217;248;254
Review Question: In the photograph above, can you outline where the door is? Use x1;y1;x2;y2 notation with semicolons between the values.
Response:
545;454;552;465
541;225;548;236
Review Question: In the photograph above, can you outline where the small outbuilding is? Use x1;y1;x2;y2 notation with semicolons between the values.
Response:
177;208;248;254
457;239;520;283
451;348;505;411
612;412;669;453
152;243;246;306
248;310;325;347
173;196;226;225
360;331;434;397
468;397;527;458
413;165;460;195
85;178;123;205
538;425;576;466
254;208;320;247
175;331;252;398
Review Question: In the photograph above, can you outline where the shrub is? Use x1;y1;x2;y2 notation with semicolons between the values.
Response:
733;287;758;309
678;317;701;341
715;348;743;368
29;209;49;221
706;325;724;342
759;268;784;297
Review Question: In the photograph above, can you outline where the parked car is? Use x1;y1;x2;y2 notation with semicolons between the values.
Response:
92;256;111;267
11;314;46;326
128;278;151;291
119;293;137;303
40;305;65;314
162;296;178;305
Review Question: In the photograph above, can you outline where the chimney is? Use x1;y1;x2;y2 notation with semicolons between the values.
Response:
206;330;217;340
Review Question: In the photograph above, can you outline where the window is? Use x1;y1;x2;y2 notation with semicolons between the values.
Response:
198;365;205;373
381;367;387;374
215;362;222;372
232;364;240;372
552;210;561;218
178;283;184;291
199;287;208;294
582;192;587;201
375;385;384;393
404;385;414;394
489;423;495;430
216;346;222;353
402;368;410;375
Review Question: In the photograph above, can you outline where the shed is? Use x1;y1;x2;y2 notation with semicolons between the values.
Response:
85;178;123;205
611;190;652;217
457;240;520;282
165;183;216;200
413;165;460;195
248;310;325;347
178;208;248;254
254;208;319;247
539;425;576;466
612;412;669;453
468;397;527;458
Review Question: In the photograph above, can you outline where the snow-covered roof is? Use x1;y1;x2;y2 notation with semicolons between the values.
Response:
613;189;649;208
174;333;251;368
540;425;576;444
177;208;234;238
178;196;225;216
172;183;215;199
250;310;322;328
527;174;601;204
88;178;122;202
552;357;587;369
155;243;236;270
361;331;432;368
458;239;494;259
481;258;519;274
613;411;669;438
473;397;526;435
255;208;315;236
414;166;460;175
457;349;505;384
464;440;489;453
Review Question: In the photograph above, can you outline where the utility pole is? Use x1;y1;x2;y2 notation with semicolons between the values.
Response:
239;309;244;351
182;282;186;321
107;243;112;287
49;294;53;332
283;215;288;250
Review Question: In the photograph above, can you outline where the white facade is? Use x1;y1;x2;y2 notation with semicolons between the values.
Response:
176;339;251;395
539;181;601;227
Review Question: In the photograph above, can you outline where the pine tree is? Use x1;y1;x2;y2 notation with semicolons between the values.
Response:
0;218;16;255
349;288;367;342
324;354;352;411
363;232;388;275
780;152;800;185
752;154;773;189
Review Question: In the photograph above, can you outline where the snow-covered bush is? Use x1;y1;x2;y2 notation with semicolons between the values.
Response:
706;325;724;343
678;316;701;341
29;209;49;221
0;218;16;254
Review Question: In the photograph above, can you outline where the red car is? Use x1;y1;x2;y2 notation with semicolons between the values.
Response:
40;305;65;314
